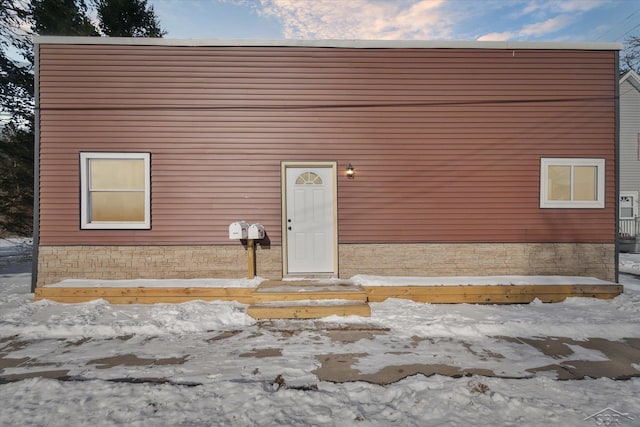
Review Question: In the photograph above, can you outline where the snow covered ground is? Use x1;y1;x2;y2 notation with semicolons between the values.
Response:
1;239;640;426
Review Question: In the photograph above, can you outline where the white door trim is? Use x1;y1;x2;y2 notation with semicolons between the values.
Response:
281;161;338;277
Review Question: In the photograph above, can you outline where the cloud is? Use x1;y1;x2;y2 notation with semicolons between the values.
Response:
475;0;606;42
476;14;573;41
522;0;608;15
519;15;572;37
554;0;609;12
477;31;514;42
257;0;452;40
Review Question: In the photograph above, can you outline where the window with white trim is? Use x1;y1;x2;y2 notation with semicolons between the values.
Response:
80;152;151;229
540;158;605;208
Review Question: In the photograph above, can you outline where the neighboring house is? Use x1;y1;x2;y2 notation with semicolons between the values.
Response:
619;70;640;252
32;37;621;290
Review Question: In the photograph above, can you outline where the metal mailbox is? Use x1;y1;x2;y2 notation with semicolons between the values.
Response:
228;221;249;239
248;223;265;240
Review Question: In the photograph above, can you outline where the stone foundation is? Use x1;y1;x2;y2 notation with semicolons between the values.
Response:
36;244;282;286
37;242;616;287
339;243;615;282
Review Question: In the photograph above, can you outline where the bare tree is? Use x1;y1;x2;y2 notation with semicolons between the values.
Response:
620;35;640;75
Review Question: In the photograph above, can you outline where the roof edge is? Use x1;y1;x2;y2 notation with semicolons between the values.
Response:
31;36;622;50
620;69;640;87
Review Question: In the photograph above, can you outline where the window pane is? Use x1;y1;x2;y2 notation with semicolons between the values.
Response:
90;159;145;190
548;166;571;201
573;166;597;201
295;172;323;185
621;207;634;218
90;192;145;222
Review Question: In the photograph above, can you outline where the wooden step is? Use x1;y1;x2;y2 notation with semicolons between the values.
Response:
248;280;371;319
252;280;367;303
247;300;371;319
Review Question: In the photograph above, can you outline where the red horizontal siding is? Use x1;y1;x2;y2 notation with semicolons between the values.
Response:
37;44;616;245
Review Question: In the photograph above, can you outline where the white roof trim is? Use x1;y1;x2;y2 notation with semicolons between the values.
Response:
32;36;622;51
620;70;640;89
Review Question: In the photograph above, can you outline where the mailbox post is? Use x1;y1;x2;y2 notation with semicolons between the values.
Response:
229;222;265;279
246;224;264;279
247;239;255;279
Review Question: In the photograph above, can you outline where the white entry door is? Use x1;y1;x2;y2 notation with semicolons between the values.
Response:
619;191;639;237
283;163;337;275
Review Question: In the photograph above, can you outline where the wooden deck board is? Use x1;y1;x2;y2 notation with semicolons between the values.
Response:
252;280;367;303
34;282;623;307
247;302;371;319
256;280;357;289
34;287;255;304
252;292;367;303
363;284;623;303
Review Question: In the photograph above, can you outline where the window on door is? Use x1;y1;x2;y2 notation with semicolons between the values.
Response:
540;158;605;208
80;152;151;229
620;192;638;219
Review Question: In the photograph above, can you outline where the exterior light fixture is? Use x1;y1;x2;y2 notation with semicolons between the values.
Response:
346;163;355;178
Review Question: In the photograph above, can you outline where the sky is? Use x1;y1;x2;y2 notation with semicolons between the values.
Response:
2;0;638;126
146;0;639;43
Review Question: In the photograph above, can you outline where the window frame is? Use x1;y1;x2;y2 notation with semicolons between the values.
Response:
80;152;151;229
540;158;605;209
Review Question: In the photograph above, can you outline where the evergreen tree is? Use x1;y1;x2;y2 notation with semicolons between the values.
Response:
2;0;99;235
30;0;99;36
95;0;165;37
0;123;33;235
0;0;33;126
0;1;33;235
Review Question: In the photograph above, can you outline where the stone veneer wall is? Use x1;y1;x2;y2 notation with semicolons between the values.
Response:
37;242;616;286
36;245;282;286
338;243;615;282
